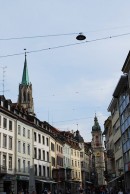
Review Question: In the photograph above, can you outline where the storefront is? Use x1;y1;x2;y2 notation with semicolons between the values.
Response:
16;175;29;193
2;175;15;194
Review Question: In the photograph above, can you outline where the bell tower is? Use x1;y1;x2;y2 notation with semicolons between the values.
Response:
18;51;35;115
91;115;105;186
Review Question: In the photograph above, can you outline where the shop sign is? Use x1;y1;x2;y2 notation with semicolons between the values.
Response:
17;176;29;180
3;175;15;180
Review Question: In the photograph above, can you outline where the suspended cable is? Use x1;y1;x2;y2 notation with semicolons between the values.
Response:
0;24;130;41
0;32;130;58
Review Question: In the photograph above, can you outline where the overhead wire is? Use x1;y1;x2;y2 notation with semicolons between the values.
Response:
0;32;130;59
0;24;130;41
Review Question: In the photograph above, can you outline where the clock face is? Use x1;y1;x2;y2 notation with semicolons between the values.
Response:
96;152;100;157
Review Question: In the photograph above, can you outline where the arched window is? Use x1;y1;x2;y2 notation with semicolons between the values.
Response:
23;91;26;102
28;92;30;101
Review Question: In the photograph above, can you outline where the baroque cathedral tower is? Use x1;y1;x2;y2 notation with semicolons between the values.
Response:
91;115;105;186
18;53;35;115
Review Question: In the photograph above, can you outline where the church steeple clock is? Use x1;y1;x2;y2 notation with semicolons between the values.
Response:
18;52;35;115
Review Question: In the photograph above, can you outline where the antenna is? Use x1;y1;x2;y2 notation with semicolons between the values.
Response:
0;66;8;95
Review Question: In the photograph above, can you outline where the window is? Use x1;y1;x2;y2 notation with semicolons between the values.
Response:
0;133;1;147
0;115;1;126
42;136;45;144
47;167;49;177
23;160;25;172
51;143;55;151
18;125;21;135
9;155;12;169
28;144;30;155
51;157;55;167
3;118;7;129
28;130;30;139
23;127;25;137
39;165;41;176
9;136;12;150
47;152;49;162
3;134;7;148
80;152;83;158
43;166;45;177
43;150;45;161
38;134;41;143
23;143;26;154
18;159;21;172
34;148;37;159
57;145;58;151
18;141;21;152
46;138;49;146
34;164;37;176
34;132;37;141
38;149;41;160
9;120;12;131
28;161;30;173
3;154;6;168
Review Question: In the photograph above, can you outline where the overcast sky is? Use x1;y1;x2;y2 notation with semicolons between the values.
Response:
0;1;130;141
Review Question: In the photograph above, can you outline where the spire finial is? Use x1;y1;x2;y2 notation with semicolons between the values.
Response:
21;49;29;85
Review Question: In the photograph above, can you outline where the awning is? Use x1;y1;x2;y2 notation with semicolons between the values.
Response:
86;181;92;184
108;175;123;184
35;179;48;183
35;179;57;183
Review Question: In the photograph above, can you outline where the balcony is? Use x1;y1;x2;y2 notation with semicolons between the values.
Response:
107;149;114;158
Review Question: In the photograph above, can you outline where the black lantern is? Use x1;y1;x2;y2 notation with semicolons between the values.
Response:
76;33;86;41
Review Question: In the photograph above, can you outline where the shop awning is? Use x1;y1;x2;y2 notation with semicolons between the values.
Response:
35;179;48;183
86;181;92;184
108;175;123;184
35;179;57;183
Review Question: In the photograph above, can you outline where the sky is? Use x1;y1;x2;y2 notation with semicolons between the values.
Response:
0;1;130;141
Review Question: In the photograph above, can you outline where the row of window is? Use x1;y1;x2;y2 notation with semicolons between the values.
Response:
0;116;13;131
18;158;30;173
18;141;30;155
124;149;130;163
2;153;13;170
34;164;50;177
72;171;80;179
123;139;130;154
51;143;63;154
34;148;49;161
34;132;49;146
71;159;80;167
0;133;13;150
56;144;63;153
71;149;80;157
18;125;30;139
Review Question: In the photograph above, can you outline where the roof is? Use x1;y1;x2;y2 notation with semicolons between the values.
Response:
122;51;130;73
107;97;117;112
74;130;84;143
113;75;128;98
22;53;29;85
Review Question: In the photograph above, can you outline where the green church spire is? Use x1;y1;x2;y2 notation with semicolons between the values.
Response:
92;114;101;131
22;51;29;85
